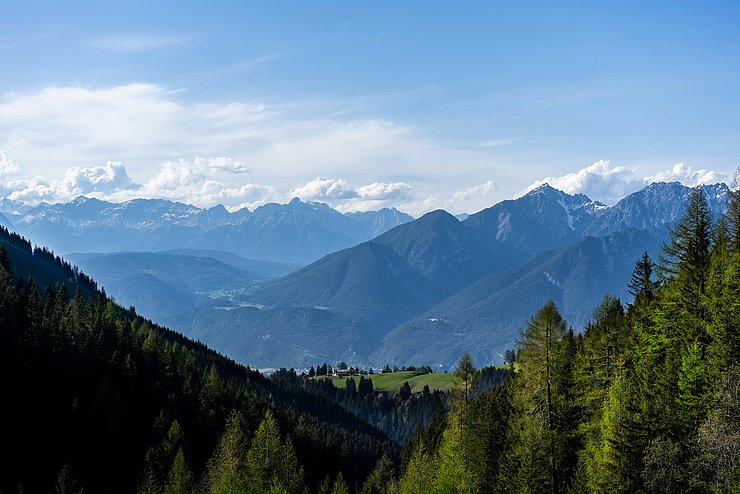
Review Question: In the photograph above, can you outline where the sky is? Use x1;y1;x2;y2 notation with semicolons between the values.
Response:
1;1;740;216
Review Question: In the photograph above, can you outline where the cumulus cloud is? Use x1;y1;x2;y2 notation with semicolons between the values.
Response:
64;161;139;193
290;177;412;211
132;157;266;208
646;163;727;186
519;160;642;204
7;161;140;204
290;178;357;200
357;182;411;200
0;150;19;179
520;160;728;205
3;159;269;209
450;180;499;202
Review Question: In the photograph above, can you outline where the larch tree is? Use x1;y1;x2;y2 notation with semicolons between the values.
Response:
205;410;250;494
454;352;475;434
163;449;194;494
512;301;575;494
245;410;304;494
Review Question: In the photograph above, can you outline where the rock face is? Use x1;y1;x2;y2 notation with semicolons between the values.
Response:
463;184;607;257
584;182;729;236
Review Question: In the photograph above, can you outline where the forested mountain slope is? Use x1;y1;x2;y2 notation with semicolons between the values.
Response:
374;227;664;368
0;225;398;493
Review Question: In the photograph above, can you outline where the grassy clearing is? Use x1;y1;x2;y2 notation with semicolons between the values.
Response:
316;370;456;394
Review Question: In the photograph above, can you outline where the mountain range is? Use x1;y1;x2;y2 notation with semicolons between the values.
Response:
209;181;726;369
4;181;730;370
0;196;413;264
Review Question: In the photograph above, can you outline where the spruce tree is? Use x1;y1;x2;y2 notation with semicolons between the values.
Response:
659;186;713;318
628;251;657;303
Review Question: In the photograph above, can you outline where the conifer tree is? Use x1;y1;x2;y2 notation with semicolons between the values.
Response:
245;410;304;494
398;441;436;494
454;352;475;434
659;186;713;318
512;301;575;494
0;245;17;331
627;251;657;303
676;342;711;434
706;247;740;367
361;455;395;494
163;449;194;494
331;473;349;494
205;411;250;494
433;411;476;493
581;368;643;493
726;167;740;252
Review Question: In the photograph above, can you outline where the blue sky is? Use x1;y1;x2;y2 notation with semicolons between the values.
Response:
1;1;739;215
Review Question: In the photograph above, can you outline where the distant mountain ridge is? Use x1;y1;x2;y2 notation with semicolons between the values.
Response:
0;196;414;264
584;181;729;236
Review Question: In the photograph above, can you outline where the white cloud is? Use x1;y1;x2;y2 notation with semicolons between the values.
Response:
199;156;250;174
519;160;641;204
357;182;411;200
7;161;140;204
88;34;191;52
0;150;19;178
290;178;357;200
0;83;510;214
64;161;139;193
0;84;188;166
646;163;727;186
451;180;499;202
3;159;269;209
290;177;412;212
0;84;465;184
520;160;728;205
251;119;431;180
136;158;267;208
138;157;247;196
